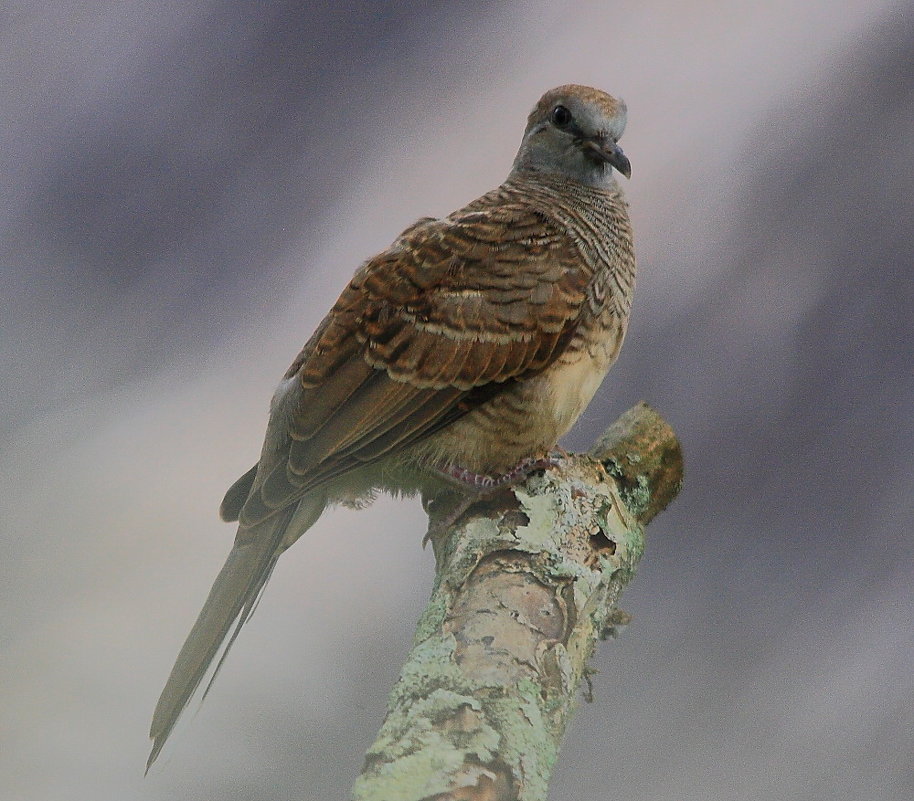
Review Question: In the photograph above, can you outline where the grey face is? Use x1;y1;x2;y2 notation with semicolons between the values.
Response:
512;85;630;188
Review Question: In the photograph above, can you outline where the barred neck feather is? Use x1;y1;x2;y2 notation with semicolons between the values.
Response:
503;172;636;318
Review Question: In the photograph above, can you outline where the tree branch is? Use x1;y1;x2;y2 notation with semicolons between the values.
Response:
351;403;683;801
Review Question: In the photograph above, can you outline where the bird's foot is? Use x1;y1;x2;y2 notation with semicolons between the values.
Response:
422;453;564;548
435;454;562;491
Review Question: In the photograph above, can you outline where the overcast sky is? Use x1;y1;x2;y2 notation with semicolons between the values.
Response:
1;2;912;800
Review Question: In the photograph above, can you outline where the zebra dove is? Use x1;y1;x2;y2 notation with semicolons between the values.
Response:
148;84;635;769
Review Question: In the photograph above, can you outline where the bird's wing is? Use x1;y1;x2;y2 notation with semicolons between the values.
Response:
239;204;589;525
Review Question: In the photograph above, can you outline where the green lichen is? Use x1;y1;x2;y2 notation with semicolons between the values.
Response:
444;515;504;581
613;514;645;567
356;638;503;800
355;455;651;800
412;593;449;645
546;551;588;581
483;681;559;800
352;745;469;801
602;456;652;521
388;635;466;706
552;643;574;696
513;488;559;550
622;475;651;520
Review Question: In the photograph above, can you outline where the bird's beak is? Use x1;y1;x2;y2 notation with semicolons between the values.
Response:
582;138;632;179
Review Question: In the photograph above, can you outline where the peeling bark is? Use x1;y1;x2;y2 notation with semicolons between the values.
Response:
351;403;683;801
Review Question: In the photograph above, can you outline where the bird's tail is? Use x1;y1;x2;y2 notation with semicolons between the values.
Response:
146;495;324;771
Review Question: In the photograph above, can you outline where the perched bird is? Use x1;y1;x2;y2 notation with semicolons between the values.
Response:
147;83;635;769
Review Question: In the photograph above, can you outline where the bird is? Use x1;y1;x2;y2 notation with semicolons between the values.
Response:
147;83;635;770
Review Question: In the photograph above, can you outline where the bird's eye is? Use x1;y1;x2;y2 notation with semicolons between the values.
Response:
551;105;572;128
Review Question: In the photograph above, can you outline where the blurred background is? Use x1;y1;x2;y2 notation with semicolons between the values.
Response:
2;2;912;799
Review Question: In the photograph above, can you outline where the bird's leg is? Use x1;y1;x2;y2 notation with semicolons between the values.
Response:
435;455;562;492
422;454;563;549
421;491;477;552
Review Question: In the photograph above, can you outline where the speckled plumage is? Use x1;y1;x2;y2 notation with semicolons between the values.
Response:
148;84;636;769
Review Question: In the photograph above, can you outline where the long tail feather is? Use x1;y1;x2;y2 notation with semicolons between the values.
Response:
200;554;279;703
146;497;321;771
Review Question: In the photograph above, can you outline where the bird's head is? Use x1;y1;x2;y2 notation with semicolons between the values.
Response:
512;84;631;188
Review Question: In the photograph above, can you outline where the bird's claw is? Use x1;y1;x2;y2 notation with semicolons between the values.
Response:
423;453;566;548
434;454;563;491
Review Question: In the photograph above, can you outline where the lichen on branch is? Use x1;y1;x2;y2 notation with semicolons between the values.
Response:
352;404;682;801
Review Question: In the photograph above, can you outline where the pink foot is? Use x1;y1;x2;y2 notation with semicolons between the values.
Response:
435;454;562;490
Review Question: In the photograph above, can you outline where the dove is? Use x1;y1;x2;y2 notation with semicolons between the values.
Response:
148;83;635;769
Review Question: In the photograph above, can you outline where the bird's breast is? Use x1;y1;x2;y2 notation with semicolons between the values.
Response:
418;320;626;476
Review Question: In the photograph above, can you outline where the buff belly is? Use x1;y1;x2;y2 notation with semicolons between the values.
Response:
414;324;625;477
